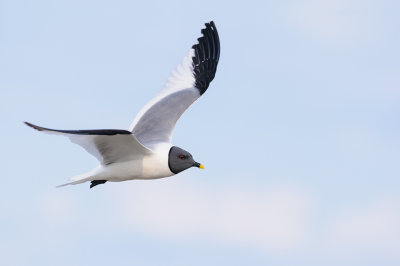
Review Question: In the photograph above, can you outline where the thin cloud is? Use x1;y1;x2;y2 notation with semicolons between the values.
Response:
282;0;382;47
114;180;400;258
117;180;315;251
326;197;400;254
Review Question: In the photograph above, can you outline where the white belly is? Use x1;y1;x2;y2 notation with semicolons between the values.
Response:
91;143;174;181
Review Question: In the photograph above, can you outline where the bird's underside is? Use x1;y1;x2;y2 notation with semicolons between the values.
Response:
25;21;220;188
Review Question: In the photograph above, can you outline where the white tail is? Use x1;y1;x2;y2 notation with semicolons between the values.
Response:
56;172;92;188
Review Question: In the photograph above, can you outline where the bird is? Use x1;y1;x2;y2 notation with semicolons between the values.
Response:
25;21;220;188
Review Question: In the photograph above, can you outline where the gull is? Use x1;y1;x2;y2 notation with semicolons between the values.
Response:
25;21;220;188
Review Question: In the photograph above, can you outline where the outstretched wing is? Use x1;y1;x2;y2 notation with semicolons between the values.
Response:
25;122;152;165
129;21;220;149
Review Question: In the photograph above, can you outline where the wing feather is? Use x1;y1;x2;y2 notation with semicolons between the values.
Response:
25;122;151;165
129;21;220;148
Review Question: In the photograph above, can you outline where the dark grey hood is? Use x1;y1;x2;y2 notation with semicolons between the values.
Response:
168;146;202;174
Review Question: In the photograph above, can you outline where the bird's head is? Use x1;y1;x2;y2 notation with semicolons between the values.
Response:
168;146;204;174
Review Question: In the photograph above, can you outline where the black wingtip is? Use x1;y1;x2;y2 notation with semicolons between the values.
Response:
25;121;132;136
191;21;220;95
24;121;44;131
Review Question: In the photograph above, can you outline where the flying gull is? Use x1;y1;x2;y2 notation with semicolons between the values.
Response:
25;21;220;188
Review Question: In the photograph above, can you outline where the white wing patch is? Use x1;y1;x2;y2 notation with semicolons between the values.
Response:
129;49;196;132
163;49;196;93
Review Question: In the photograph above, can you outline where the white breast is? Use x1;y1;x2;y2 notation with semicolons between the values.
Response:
140;143;174;179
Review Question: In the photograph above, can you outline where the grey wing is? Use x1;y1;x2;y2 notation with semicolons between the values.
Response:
129;21;220;149
25;122;152;165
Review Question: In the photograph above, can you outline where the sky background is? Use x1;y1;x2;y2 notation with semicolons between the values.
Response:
1;0;400;265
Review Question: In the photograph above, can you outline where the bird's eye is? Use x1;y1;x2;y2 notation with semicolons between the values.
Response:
178;155;186;160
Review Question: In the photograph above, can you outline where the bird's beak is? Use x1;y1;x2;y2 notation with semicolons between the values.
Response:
194;162;205;169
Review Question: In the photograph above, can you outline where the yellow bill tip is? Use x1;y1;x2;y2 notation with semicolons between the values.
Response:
199;164;205;169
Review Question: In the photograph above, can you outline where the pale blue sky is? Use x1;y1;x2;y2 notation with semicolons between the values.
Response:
1;0;400;265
